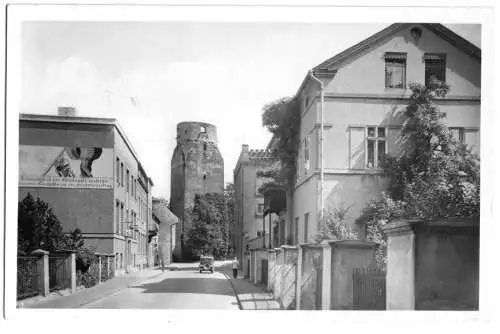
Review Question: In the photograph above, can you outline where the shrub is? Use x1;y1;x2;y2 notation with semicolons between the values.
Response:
362;81;480;269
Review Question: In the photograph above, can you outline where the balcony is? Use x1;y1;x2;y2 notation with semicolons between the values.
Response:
261;182;287;216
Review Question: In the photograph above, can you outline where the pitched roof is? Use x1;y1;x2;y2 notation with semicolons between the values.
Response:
312;23;480;74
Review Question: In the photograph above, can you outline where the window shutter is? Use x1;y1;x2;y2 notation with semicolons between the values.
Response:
387;127;403;158
349;127;365;169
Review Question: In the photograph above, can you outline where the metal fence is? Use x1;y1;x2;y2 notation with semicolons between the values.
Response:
49;254;71;292
17;257;42;300
352;267;386;310
99;254;116;282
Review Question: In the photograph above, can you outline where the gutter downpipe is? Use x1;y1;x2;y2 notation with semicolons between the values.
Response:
308;70;325;223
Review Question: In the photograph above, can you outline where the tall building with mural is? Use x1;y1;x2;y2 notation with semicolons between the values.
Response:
19;107;156;274
170;122;224;260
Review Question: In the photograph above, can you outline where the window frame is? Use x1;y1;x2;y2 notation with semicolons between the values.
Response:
449;127;465;143
126;169;129;193
424;53;447;85
256;203;265;216
120;163;124;187
304;213;309;243
116;157;120;186
365;126;388;169
384;52;407;89
304;135;310;173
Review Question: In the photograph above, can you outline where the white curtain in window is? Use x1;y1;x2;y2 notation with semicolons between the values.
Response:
387;65;404;88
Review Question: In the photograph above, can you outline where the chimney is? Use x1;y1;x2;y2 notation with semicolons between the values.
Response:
242;144;249;153
57;106;77;117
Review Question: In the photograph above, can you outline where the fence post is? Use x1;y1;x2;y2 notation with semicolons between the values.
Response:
295;245;303;310
321;244;331;310
69;251;76;293
31;249;49;297
98;255;102;284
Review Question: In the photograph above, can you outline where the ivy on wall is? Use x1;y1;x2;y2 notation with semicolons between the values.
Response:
261;96;301;187
361;80;480;269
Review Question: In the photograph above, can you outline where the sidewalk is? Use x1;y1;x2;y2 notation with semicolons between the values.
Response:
19;269;164;309
224;272;280;310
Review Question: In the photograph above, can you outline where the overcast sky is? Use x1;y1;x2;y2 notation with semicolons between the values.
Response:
20;22;481;198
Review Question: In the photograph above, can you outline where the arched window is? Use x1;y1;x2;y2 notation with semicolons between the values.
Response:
203;174;207;181
203;143;207;151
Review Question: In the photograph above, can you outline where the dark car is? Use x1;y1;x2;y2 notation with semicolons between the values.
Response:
199;256;214;273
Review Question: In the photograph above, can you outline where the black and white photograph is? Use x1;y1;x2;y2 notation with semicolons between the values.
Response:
2;1;498;331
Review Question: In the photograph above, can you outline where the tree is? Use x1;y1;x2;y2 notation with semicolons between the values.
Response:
186;193;231;259
18;193;96;272
18;193;68;254
314;206;359;244
261;96;301;184
362;80;480;269
224;183;236;255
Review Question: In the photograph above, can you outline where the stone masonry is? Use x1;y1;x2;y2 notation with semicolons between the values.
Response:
170;122;224;260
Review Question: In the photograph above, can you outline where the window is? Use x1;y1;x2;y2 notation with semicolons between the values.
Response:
256;203;264;216
349;127;366;169
304;213;309;243
126;170;130;193
120;203;124;234
116;158;120;185
131;176;134;197
451;127;480;154
200;126;206;133
304;136;310;173
203;143;207;151
385;52;407;89
120;163;124;187
294;217;299;245
424;54;446;84
449;127;465;143
115;201;120;234
367;126;386;168
203;174;207;181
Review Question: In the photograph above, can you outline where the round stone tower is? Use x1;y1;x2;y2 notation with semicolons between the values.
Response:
170;122;224;260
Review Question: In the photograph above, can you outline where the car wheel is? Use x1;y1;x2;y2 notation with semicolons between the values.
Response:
199;270;202;273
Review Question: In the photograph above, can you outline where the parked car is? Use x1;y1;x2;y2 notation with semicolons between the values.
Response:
199;256;214;273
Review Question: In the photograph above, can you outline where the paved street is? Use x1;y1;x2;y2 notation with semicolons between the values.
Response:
82;261;240;309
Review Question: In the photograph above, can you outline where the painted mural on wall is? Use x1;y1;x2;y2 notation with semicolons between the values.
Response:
19;145;113;189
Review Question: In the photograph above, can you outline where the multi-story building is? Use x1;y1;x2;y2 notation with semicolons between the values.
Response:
233;144;280;263
170;121;224;260
152;197;178;266
279;23;481;244
19;107;155;273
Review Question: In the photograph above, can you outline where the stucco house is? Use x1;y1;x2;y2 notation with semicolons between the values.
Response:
233;145;281;262
282;23;480;244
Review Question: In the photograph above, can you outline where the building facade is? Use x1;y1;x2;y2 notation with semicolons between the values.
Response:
283;23;481;244
233;144;280;263
170;121;224;260
19;108;155;274
152;197;178;266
